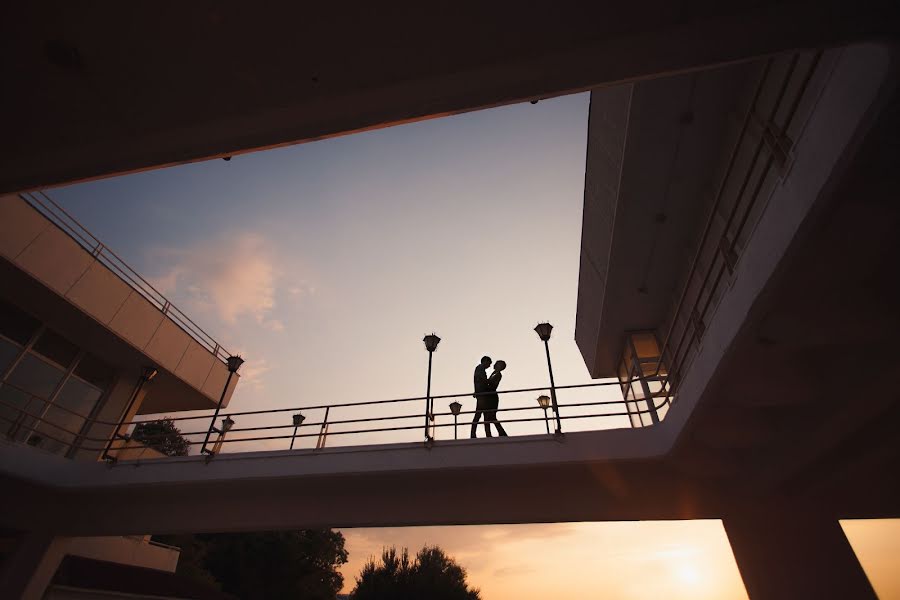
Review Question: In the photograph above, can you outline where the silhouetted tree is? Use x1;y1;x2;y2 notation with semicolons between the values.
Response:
132;418;189;456
155;530;348;600
351;545;480;600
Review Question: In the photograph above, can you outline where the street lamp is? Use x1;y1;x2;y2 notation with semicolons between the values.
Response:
290;412;306;450
103;366;158;462
201;355;244;456
534;323;562;435
536;394;551;434
449;400;462;439
422;334;441;442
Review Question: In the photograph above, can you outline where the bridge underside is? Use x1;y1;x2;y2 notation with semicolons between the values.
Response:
2;1;898;194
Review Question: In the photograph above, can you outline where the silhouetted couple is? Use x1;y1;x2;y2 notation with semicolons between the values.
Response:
471;356;507;438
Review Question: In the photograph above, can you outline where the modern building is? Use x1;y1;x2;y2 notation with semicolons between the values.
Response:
1;4;898;599
0;191;241;597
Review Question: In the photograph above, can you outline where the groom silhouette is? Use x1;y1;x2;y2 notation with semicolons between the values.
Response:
471;356;492;438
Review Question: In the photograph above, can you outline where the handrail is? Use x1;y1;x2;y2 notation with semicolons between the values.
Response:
653;51;823;408
17;191;230;363
1;378;668;459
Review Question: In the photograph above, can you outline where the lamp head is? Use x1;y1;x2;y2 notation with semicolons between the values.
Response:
536;394;551;409
292;413;306;427
534;322;553;341
222;416;235;432
141;366;159;382
226;355;245;373
423;333;441;352
449;401;462;416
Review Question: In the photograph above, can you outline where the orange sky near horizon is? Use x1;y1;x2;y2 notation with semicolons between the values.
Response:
339;519;900;599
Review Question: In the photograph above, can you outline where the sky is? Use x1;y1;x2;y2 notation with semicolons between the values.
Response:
51;93;899;598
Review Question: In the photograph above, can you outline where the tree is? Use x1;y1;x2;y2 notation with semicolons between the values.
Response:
132;418;190;456
156;530;349;600
351;545;481;600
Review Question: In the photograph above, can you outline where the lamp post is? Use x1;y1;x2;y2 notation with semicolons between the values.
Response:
290;412;306;450
201;355;244;456
103;366;158;462
536;394;551;434
423;333;441;442
534;323;562;435
449;401;462;440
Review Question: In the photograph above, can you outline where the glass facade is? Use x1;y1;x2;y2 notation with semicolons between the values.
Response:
0;300;113;455
617;332;669;428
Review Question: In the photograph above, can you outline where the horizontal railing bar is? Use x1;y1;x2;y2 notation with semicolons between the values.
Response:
130;380;623;425
121;399;641;441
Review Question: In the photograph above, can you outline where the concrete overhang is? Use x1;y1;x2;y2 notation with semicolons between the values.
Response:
0;195;237;413
576;60;761;377
2;2;898;193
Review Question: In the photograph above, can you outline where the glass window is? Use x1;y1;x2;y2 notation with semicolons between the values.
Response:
657;400;670;421
74;353;113;389
631;332;660;359
630;380;645;400
33;378;103;455
0;336;21;375
627;401;641;428
0;354;65;436
32;330;79;368
5;353;65;398
0;300;40;345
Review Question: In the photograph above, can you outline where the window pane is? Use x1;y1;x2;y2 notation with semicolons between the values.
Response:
74;353;113;389
631;332;660;359
1;354;65;437
25;373;103;456
33;330;79;368
30;406;81;455
6;353;65;399
657;400;670;421
627;401;641;427
0;386;30;436
0;300;40;345
53;377;102;416
0;336;21;375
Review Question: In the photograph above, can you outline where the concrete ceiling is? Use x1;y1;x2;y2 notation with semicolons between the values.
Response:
2;1;897;193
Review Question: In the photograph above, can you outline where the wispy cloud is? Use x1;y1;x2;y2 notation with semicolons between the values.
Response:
236;357;272;392
149;232;280;327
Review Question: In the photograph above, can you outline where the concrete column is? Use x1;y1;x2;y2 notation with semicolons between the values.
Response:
722;511;875;600
0;531;69;600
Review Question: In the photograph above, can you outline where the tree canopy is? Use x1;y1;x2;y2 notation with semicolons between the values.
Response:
155;530;348;600
351;545;481;600
131;418;190;456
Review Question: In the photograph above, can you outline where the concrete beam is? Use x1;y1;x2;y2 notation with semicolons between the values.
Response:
2;2;898;193
723;511;876;600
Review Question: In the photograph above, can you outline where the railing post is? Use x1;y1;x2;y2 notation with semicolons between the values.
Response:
315;407;330;450
103;367;157;462
425;350;434;442
422;334;441;443
543;340;562;435
200;356;243;456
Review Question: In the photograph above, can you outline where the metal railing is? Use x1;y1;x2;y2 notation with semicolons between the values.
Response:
17;191;231;363
0;377;666;462
652;50;825;407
